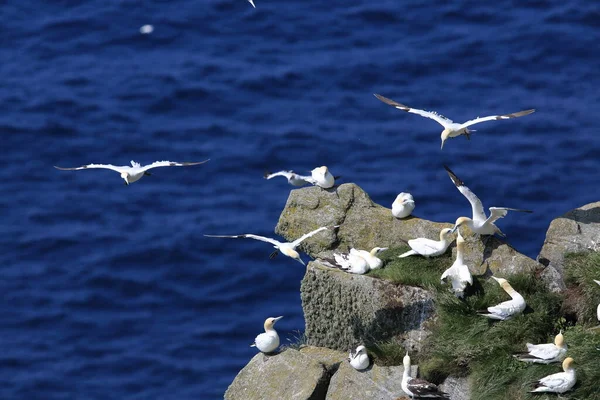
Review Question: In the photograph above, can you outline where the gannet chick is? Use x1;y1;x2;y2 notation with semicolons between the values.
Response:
594;279;600;321
401;352;450;399
392;192;415;218
478;276;526;320
514;331;567;364
444;165;532;237
251;316;283;353
348;345;370;371
264;170;312;186
440;231;472;298
350;247;387;270
54;160;209;185
311;166;336;189
248;0;255;7
530;357;576;394
399;228;454;258
374;94;535;149
204;226;335;265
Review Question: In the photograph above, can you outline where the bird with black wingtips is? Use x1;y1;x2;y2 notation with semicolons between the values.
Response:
401;351;450;399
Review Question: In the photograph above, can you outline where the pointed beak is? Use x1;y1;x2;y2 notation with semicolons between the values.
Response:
491;276;501;282
594;280;600;286
273;316;284;322
379;248;389;252
450;225;458;233
440;139;446;149
297;258;306;266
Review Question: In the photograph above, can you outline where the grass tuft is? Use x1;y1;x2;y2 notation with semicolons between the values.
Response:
564;251;600;325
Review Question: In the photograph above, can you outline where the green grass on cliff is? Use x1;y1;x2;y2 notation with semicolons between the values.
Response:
366;245;454;289
564;251;600;325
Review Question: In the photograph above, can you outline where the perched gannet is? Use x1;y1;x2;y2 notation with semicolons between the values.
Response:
478;276;526;320
248;0;255;7
264;171;312;186
402;352;450;399
445;165;532;237
399;228;454;258
373;94;535;149
440;231;472;298
251;316;283;353
311;166;336;189
594;279;600;321
514;331;567;364
350;247;387;270
392;192;415;218
530;357;576;394
204;226;334;265
54;160;209;186
323;247;387;274
348;345;370;371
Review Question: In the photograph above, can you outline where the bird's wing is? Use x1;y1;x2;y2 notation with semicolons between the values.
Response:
457;265;473;285
538;372;569;388
444;165;487;222
408;378;448;398
291;226;329;247
204;234;281;247
458;109;535;129
408;238;441;256
139;159;209;172
486;207;533;224
54;164;128;173
374;94;453;128
528;343;560;360
264;170;293;180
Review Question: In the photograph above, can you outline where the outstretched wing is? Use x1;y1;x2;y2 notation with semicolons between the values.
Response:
291;226;329;248
444;165;487;222
374;94;454;128
204;234;282;247
140;159;209;173
264;170;294;180
486;207;532;224
459;109;535;129
54;164;127;173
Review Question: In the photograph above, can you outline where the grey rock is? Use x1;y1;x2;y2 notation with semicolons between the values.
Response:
537;201;600;292
276;183;541;277
224;349;330;400
326;360;418;400
301;260;434;352
439;376;471;400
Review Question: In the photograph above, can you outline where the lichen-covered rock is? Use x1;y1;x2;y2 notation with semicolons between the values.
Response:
224;349;330;400
325;359;418;400
276;183;541;277
439;376;470;400
301;261;434;352
537;201;600;292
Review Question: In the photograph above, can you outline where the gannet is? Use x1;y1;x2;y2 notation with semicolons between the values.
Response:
323;247;387;274
392;192;415;219
350;247;387;270
251;316;283;353
530;357;576;394
444;165;532;237
248;0;255;7
399;228;454;258
264;171;312;186
514;331;567;364
373;93;535;149
478;276;526;320
54;160;209;186
310;166;336;189
348;345;370;371
204;226;334;265
594;279;600;321
402;352;450;399
440;231;472;298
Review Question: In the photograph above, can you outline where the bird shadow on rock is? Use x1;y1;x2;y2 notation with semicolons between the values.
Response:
562;206;600;224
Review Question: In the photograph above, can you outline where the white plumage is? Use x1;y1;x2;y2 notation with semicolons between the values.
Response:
514;331;567;364
401;352;450;399
323;247;387;274
478;276;526;320
594;279;600;321
399;228;454;258
530;357;576;394
440;231;472;298
392;192;415;219
348;345;370;371
252;316;283;353
264;170;312;186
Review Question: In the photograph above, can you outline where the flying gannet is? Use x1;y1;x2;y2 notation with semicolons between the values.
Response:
348;345;370;371
514;331;567;364
392;192;415;219
440;231;472;298
478;276;526;320
204;226;335;265
444;165;532;237
530;357;576;394
401;352;450;399
398;228;454;258
54;160;209;185
251;316;283;353
373;93;535;149
594;279;600;321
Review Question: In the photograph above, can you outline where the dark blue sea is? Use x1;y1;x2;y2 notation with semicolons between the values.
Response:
1;0;599;398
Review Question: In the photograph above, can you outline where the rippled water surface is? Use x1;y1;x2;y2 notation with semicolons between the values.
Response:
1;0;599;398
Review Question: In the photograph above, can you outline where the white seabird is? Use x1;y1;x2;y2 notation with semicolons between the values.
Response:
478;276;526;320
251;316;283;353
530;357;576;394
401;352;450;399
392;192;415;219
399;228;454;258
204;226;334;265
374;93;535;149
444;165;532;237
311;166;336;189
323;247;387;274
594;279;600;321
54;160;209;186
514;331;567;364
348;345;370;371
440;231;472;298
264;170;312;187
350;247;387;270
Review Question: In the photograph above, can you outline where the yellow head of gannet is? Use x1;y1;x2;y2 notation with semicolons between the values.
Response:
280;247;305;265
440;128;452;149
120;171;130;185
369;247;388;256
264;316;283;332
452;216;472;233
562;357;574;371
555;330;565;348
439;228;455;241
